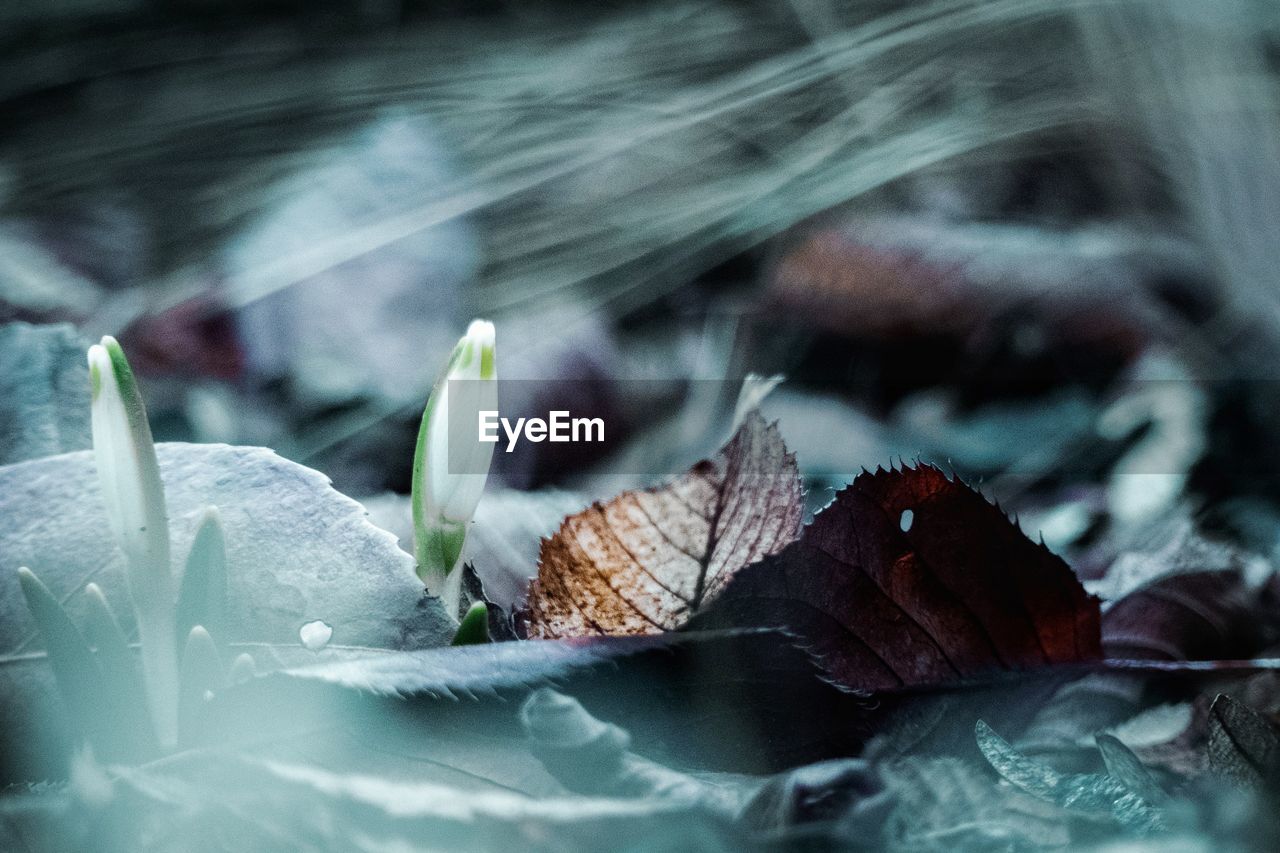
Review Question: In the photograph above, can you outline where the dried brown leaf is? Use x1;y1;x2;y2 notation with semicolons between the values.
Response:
519;412;802;638
767;219;1177;362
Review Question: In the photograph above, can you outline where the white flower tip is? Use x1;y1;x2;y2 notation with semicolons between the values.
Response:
87;336;130;402
464;319;495;347
461;320;496;380
88;336;122;365
87;344;108;398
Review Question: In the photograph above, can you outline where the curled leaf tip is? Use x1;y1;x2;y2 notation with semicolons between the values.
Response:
228;653;257;685
521;688;630;753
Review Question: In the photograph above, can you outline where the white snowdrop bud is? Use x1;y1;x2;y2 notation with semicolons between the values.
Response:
412;320;497;610
87;336;178;747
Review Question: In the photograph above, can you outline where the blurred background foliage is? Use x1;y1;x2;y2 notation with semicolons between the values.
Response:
4;0;1280;542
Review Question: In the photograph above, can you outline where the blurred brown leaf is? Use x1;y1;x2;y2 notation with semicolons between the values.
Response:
518;412;803;638
768;219;1185;362
771;230;971;338
1102;569;1272;661
692;463;1102;691
119;295;244;381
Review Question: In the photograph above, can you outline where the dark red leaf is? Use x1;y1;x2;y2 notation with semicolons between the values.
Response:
691;463;1101;691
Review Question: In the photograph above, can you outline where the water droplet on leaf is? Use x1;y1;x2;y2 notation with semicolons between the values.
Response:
299;620;332;650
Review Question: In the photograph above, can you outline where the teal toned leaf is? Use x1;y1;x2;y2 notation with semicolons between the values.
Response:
976;720;1163;832
0;443;452;779
17;568;152;765
522;688;752;814
210;629;856;774
82;583;157;758
179;626;224;746
880;756;1071;849
175;507;228;645
16;569;109;748
106;753;747;853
